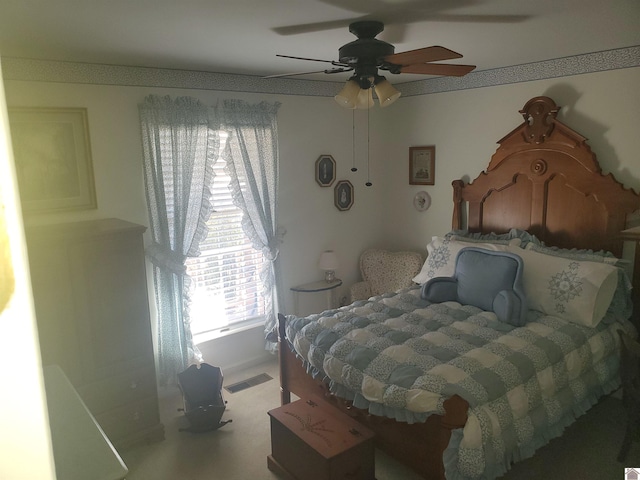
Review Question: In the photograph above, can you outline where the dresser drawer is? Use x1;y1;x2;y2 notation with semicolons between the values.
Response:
95;396;161;444
77;365;157;414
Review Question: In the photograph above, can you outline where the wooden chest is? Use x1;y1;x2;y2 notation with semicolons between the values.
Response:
267;397;375;480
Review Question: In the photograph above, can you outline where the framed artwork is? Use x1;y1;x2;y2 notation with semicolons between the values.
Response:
334;180;354;211
9;107;97;214
315;154;336;187
409;146;435;185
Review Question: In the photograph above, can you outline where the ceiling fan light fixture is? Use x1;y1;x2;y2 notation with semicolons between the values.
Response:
355;87;374;109
374;78;401;107
334;79;360;108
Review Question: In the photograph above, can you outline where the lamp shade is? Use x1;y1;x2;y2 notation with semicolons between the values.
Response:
318;250;339;271
374;79;401;107
355;87;374;109
334;80;360;109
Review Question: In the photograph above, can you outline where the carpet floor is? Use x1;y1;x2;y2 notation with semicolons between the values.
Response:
119;357;640;479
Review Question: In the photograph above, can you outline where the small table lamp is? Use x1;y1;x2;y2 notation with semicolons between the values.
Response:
318;250;339;283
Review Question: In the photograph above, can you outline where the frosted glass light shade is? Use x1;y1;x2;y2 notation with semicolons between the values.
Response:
334;80;360;109
375;79;401;107
355;88;374;109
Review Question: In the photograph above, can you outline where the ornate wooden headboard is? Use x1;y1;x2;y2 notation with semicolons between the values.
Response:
452;96;640;258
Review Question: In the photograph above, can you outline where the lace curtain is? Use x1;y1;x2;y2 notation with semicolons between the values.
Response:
139;95;283;383
220;100;284;352
139;95;218;384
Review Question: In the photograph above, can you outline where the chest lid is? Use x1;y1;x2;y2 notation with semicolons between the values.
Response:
268;397;374;459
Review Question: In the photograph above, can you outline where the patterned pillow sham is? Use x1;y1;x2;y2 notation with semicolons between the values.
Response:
412;236;521;284
524;242;620;264
507;244;618;327
524;242;632;323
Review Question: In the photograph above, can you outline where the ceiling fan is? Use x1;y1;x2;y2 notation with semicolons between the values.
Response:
265;20;476;108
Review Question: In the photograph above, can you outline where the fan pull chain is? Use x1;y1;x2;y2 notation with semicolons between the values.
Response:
351;108;357;172
366;105;372;186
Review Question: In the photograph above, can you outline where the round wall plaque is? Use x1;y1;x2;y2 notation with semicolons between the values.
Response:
413;191;431;211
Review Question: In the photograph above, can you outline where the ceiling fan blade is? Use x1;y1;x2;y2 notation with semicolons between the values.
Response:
272;18;356;36
412;13;530;24
276;54;336;64
272;8;529;36
263;67;352;79
399;63;476;77
325;67;353;74
263;70;327;79
385;46;462;66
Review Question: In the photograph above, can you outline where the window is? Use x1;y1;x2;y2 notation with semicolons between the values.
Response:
186;134;267;338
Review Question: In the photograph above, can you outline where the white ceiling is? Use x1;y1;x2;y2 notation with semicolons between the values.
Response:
0;0;638;84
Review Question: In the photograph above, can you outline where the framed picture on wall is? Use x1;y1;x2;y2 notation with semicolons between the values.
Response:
315;154;336;187
8;107;97;214
409;146;435;185
334;180;354;211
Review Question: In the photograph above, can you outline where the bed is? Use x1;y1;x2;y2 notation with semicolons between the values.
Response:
277;96;640;479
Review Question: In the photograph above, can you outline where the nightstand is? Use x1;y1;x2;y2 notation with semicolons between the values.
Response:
290;279;342;315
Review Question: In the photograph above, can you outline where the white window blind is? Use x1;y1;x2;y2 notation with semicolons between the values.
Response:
186;139;267;337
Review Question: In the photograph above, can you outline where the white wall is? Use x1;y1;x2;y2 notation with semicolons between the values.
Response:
2;79;384;369
379;67;640;254
4;66;640;372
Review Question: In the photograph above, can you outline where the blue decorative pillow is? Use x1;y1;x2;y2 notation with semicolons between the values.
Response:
421;247;528;326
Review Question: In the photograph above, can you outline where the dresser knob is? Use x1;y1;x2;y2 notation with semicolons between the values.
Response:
130;381;138;389
133;411;140;421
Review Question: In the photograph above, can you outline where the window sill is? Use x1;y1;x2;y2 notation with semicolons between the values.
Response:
193;318;265;345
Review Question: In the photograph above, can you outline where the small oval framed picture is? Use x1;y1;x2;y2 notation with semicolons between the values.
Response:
315;154;336;187
334;180;354;211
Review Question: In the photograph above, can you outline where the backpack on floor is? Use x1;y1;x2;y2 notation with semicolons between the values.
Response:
177;363;232;433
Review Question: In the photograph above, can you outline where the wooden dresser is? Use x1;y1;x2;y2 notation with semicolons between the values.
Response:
26;218;164;449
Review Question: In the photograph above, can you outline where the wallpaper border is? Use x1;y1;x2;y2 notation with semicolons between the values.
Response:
399;46;640;97
2;46;638;97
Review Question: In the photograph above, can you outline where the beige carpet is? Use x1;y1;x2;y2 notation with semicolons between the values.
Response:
118;357;639;479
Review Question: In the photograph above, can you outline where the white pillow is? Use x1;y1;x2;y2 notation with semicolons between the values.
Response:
506;245;618;327
413;237;520;284
524;242;620;265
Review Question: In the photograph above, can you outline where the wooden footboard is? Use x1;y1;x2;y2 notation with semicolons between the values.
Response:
277;314;468;480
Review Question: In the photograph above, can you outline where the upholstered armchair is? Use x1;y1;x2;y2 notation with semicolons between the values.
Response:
350;249;423;302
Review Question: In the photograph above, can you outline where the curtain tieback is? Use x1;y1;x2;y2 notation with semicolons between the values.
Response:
145;243;187;274
263;225;286;262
